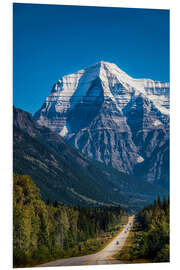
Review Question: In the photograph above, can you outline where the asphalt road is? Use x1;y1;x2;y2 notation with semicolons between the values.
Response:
39;215;134;267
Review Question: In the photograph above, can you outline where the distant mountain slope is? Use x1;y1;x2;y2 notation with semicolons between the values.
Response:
34;61;169;188
13;107;167;209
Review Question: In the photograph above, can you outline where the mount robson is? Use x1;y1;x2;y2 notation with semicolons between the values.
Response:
14;61;169;210
35;61;169;189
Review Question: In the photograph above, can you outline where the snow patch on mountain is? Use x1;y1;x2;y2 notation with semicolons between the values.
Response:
153;120;162;127
59;122;71;137
137;156;144;163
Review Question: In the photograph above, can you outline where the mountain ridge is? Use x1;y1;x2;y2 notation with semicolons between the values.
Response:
13;106;167;209
34;61;169;187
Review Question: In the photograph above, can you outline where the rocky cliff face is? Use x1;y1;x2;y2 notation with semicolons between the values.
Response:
14;107;167;209
34;61;169;188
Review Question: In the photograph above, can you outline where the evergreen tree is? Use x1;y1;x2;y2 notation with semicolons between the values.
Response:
13;173;125;267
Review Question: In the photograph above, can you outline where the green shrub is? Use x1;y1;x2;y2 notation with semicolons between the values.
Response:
156;244;169;262
13;248;30;267
31;245;51;263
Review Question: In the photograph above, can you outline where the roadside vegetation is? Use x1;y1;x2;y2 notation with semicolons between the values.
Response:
13;173;127;268
115;196;169;263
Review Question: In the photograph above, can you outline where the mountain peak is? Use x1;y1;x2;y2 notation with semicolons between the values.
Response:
34;62;169;185
94;60;117;67
85;60;121;73
36;62;169;130
87;60;114;67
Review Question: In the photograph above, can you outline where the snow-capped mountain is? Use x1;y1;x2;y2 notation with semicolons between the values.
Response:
34;61;169;188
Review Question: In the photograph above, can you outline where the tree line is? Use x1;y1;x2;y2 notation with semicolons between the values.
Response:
13;173;125;267
130;196;169;262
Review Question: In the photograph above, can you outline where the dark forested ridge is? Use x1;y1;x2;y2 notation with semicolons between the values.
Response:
13;106;168;210
13;173;126;267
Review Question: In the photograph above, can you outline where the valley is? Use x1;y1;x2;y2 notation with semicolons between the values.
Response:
13;62;169;268
13;106;167;210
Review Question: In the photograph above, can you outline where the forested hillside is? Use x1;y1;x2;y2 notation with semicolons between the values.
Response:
13;173;126;267
136;196;169;262
117;196;169;263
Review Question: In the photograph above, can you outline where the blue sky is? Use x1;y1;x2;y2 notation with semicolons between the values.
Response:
13;3;169;114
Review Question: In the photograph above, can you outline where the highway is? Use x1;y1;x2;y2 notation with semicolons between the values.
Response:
40;215;134;267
